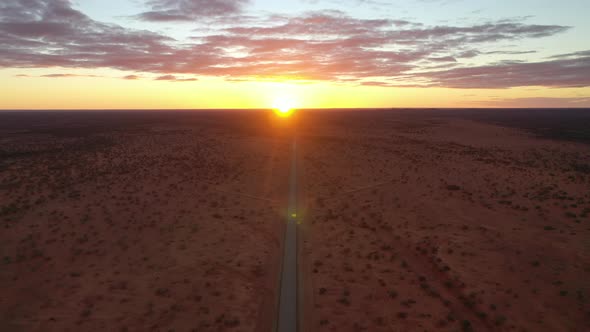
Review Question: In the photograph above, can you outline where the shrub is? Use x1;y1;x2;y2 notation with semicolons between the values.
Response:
494;315;507;326
461;320;472;331
388;290;398;298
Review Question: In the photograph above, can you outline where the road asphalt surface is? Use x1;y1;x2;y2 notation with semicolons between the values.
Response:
277;137;298;332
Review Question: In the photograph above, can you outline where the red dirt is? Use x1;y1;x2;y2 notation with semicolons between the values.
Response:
0;112;290;332
298;111;590;332
2;110;589;332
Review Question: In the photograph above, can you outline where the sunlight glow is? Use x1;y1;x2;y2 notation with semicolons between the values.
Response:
272;95;297;117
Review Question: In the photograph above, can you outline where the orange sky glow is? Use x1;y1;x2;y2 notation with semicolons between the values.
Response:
1;0;589;109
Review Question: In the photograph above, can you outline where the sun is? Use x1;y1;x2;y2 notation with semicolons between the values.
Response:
272;96;297;118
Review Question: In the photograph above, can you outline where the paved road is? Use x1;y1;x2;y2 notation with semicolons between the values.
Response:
277;137;298;332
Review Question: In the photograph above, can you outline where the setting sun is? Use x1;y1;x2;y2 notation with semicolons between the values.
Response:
272;96;297;117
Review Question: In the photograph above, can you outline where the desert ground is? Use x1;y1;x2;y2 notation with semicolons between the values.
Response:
1;109;589;332
0;111;291;332
298;109;590;332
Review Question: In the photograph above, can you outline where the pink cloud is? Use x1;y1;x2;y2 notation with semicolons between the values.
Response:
476;97;590;108
412;56;590;88
0;0;588;89
137;0;249;21
155;75;198;82
40;73;100;78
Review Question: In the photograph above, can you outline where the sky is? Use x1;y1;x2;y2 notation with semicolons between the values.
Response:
0;0;589;109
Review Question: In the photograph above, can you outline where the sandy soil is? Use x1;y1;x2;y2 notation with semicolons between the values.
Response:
299;111;590;332
2;109;588;332
0;112;290;332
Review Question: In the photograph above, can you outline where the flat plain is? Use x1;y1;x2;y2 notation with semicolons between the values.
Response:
1;109;589;332
0;111;291;332
299;109;590;332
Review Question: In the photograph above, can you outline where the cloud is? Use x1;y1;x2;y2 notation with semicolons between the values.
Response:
477;97;590;108
40;73;100;78
427;56;457;63
13;73;100;78
189;13;576;84
136;0;250;21
0;0;175;70
549;50;590;59
360;81;435;88
123;75;140;80
41;74;77;78
0;1;587;89
155;74;177;80
155;75;198;82
485;50;537;55
225;10;394;36
411;55;590;88
224;13;568;42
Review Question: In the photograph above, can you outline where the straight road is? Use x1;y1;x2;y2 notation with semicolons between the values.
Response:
277;137;298;332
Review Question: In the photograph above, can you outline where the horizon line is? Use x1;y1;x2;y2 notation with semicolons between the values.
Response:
1;107;590;112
